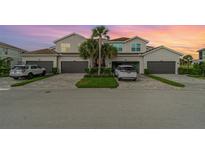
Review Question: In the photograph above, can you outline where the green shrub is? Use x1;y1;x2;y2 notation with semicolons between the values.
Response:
0;68;10;76
199;62;205;76
178;67;193;74
144;69;150;75
90;67;98;74
84;67;113;76
84;68;90;74
102;68;112;76
52;67;58;74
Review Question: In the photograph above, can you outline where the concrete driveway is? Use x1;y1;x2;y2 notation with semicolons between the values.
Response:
16;73;84;89
118;75;176;90
0;77;20;90
156;74;205;90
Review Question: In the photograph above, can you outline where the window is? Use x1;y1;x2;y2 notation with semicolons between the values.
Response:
61;43;70;52
112;43;123;52
131;43;141;52
31;66;37;69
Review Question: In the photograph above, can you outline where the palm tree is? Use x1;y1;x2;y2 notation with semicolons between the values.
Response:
102;43;117;64
79;39;98;68
92;26;110;76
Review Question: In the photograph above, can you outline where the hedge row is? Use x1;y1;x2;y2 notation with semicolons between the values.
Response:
84;67;113;77
178;63;205;76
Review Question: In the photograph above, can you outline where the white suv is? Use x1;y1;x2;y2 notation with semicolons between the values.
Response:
115;65;138;81
10;65;46;79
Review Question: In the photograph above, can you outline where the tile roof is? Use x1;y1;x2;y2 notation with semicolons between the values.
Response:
197;48;205;52
110;37;130;41
27;48;57;54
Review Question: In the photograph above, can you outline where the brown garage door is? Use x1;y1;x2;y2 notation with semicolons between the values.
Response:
61;61;88;73
147;61;176;74
26;61;53;73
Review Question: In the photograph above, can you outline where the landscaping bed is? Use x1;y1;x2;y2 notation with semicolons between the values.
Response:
11;75;54;87
76;76;119;88
146;74;185;87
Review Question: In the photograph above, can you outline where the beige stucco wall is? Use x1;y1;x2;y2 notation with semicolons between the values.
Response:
58;56;90;73
124;38;147;53
55;34;86;53
109;38;147;53
144;48;181;74
107;55;144;74
22;56;57;68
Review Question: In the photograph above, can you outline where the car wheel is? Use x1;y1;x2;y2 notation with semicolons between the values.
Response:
118;78;121;81
13;77;19;80
41;71;46;76
133;78;137;81
28;73;33;79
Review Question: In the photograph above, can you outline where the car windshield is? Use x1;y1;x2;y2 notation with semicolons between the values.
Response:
120;67;135;72
12;66;28;70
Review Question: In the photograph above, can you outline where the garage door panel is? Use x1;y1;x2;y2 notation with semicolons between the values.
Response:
26;61;53;73
147;61;175;74
61;61;88;73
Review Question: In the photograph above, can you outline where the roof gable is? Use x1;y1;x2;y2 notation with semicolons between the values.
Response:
0;42;27;53
143;46;183;56
125;36;149;43
53;33;87;43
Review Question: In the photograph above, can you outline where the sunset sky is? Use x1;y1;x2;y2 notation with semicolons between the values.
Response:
1;25;205;59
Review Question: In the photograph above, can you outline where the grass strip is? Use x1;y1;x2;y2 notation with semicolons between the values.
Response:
187;74;205;79
11;75;54;87
146;74;185;87
76;76;119;88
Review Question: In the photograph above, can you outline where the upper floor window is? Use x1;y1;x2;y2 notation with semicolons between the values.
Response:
131;43;141;52
112;43;123;52
61;43;70;52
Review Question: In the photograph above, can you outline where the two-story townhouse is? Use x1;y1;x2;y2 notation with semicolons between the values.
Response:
0;42;27;67
22;33;183;74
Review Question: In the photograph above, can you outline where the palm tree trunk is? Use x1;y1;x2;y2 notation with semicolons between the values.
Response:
98;37;102;76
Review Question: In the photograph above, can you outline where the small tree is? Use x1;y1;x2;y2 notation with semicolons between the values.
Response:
79;39;98;68
0;57;12;76
101;43;117;66
183;55;193;73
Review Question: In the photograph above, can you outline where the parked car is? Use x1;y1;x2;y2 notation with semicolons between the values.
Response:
115;65;138;81
9;64;46;79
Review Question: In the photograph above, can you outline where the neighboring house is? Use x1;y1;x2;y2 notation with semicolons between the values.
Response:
22;33;183;74
197;48;205;62
0;42;27;67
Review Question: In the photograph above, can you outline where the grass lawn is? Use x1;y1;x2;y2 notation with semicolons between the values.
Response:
188;74;205;79
11;75;54;87
146;74;185;87
76;76;119;88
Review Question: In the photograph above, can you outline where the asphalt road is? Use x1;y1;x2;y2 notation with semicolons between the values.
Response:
0;88;205;128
